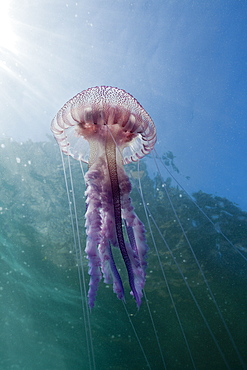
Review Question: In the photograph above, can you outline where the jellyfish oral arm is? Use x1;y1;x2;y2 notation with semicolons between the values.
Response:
85;133;147;308
105;133;145;307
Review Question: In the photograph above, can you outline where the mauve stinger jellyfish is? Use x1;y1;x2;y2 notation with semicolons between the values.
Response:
51;86;156;308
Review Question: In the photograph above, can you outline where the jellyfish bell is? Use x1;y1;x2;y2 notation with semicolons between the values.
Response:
51;86;156;308
51;86;156;164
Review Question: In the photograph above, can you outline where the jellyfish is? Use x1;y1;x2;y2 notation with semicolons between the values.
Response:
51;86;156;308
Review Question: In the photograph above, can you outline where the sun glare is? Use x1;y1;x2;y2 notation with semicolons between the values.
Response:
0;0;17;53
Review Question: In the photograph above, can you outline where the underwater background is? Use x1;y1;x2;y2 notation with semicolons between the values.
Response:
0;0;247;369
0;138;246;369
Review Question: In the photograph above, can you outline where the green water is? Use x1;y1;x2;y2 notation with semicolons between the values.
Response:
0;139;246;369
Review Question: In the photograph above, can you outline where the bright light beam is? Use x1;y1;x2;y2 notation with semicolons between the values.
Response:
0;0;17;53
